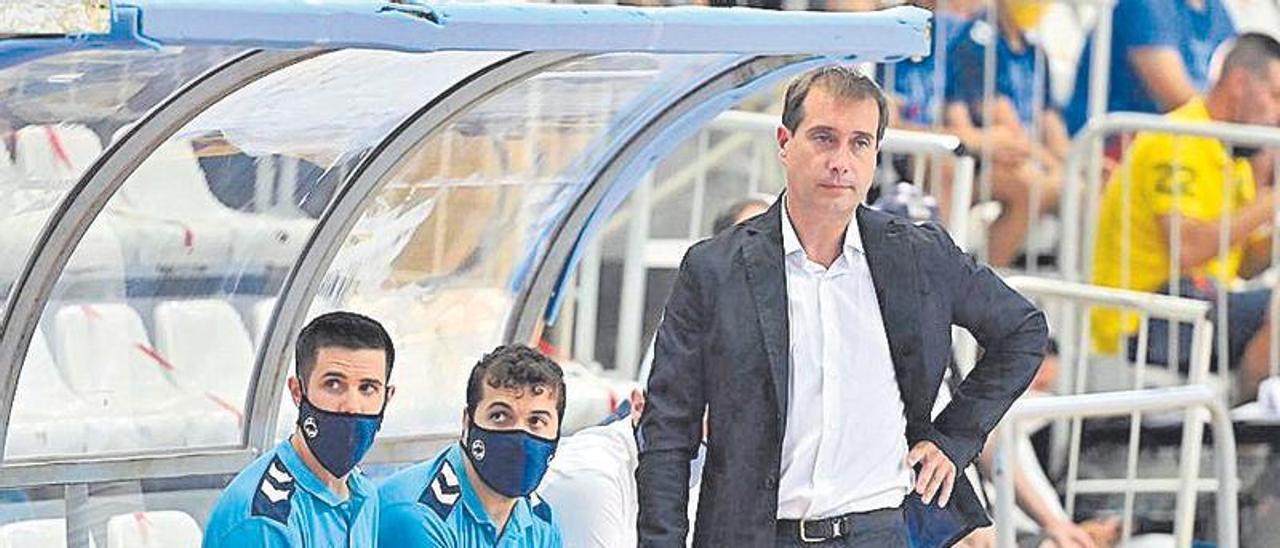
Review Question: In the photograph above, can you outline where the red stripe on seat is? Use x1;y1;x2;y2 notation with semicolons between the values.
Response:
135;344;176;372
204;391;245;423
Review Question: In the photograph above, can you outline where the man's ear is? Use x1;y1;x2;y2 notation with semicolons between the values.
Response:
776;125;792;159
287;376;303;407
384;384;396;406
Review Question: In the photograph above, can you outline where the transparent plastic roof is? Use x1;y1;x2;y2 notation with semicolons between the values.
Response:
0;46;237;315
182;50;514;165
0;1;931;475
7;49;517;460
308;53;732;439
0;47;236;132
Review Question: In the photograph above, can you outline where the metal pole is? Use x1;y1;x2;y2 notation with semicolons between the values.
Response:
1273;148;1280;377
995;422;1018;548
574;238;602;365
615;173;653;377
689;131;709;238
65;483;91;548
979;0;998;262
950;155;977;252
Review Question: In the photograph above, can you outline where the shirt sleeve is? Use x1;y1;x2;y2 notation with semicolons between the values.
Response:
538;469;629;548
204;518;293;548
1119;0;1180;49
377;502;455;548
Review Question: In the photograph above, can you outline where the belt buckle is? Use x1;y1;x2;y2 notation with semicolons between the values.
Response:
798;518;823;543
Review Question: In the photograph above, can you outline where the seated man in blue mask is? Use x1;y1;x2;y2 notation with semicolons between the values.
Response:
379;344;564;547
204;311;397;547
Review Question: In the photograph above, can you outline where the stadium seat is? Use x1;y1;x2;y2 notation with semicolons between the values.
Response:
12;330;84;422
13;124;102;183
6;330;91;459
252;298;277;349
0;518;68;548
107;139;312;274
153;299;255;407
0;140;13;184
105;141;235;273
106;511;201;548
154;299;255;446
183;407;241;447
52;304;185;418
0;213;126;293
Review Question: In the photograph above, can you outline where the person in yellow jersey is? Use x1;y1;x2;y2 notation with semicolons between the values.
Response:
1092;33;1280;401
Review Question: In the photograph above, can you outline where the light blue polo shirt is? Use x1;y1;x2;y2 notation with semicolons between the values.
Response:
1064;0;1235;133
378;444;562;548
203;438;379;547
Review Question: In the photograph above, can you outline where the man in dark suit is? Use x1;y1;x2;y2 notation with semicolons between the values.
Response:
636;65;1048;547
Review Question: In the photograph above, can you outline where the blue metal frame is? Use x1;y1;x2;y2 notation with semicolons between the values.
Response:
122;1;928;57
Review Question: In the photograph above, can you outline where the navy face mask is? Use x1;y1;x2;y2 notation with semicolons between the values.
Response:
296;393;384;478
462;419;558;498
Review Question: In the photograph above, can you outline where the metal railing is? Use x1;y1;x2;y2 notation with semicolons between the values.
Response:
1060;114;1280;386
993;385;1239;548
572;108;976;378
1005;275;1222;545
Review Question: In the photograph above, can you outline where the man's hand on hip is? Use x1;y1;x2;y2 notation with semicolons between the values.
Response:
907;441;955;508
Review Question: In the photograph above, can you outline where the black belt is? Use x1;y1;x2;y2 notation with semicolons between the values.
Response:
776;507;902;543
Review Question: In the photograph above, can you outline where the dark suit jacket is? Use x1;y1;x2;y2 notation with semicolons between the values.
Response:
637;200;1047;547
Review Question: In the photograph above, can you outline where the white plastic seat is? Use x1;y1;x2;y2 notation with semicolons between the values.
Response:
0;518;67;548
253;298;278;349
0;212;125;290
153;299;255;407
0;140;14;185
154;299;255;446
53;304;184;416
183;408;241;447
106;511;201;548
12;330;83;422
105;140;234;272
13;124;102;183
6;330;91;459
108;139;311;273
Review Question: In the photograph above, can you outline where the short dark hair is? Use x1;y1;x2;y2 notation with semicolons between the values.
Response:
781;65;889;144
1221;33;1280;79
712;197;772;234
295;311;395;382
466;344;567;420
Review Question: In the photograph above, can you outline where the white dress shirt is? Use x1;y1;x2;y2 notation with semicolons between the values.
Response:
776;201;912;519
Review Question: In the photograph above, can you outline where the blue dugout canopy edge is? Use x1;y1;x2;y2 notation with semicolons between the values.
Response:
119;1;929;59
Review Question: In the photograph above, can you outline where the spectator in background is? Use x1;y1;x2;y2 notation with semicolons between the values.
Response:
1091;33;1280;402
878;0;976;132
711;195;773;234
1064;0;1236;135
944;0;1068;267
